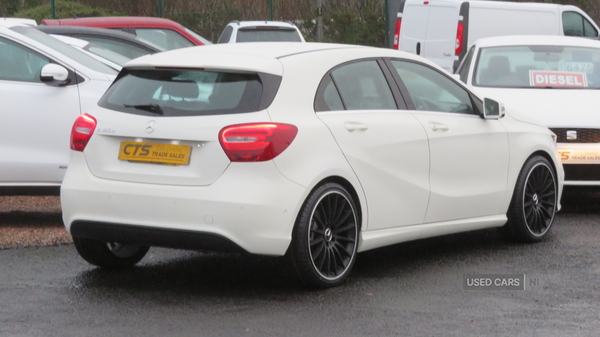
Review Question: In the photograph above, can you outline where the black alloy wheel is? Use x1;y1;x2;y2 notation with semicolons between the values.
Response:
290;182;359;288
501;155;557;242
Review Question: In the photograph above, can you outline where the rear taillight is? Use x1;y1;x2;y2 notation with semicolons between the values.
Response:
219;123;298;162
393;18;402;50
70;114;96;151
455;22;464;55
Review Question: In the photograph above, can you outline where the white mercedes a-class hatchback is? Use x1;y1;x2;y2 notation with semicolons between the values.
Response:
61;42;563;287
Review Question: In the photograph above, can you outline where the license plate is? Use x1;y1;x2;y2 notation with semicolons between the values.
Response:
118;142;191;165
559;150;600;163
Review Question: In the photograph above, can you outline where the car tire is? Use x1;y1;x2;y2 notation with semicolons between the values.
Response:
73;236;149;269
500;155;557;243
289;182;359;288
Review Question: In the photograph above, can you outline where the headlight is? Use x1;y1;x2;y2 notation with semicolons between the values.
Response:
550;130;558;144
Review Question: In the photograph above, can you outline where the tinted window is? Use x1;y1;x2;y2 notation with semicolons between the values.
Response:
392;60;475;115
0;37;49;82
323;76;345;111
330;60;396;110
236;28;302;42
99;69;267;116
134;28;194;50
563;12;598;37
473;45;600;88
217;26;234;44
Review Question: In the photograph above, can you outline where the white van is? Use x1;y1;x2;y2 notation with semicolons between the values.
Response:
392;0;600;72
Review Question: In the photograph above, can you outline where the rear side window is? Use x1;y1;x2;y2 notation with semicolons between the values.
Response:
563;11;598;37
236;28;302;42
99;69;277;116
330;60;397;110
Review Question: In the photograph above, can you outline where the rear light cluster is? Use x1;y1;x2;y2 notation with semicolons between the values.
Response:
219;123;298;162
70;114;96;151
69;117;297;161
393;18;402;50
455;22;464;55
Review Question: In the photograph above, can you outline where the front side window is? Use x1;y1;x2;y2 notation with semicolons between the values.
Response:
12;26;117;76
0;37;49;83
563;12;598;37
99;69;270;116
473;45;600;89
329;60;397;110
392;60;475;115
134;28;194;50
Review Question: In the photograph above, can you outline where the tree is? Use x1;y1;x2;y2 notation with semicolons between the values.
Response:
13;0;122;23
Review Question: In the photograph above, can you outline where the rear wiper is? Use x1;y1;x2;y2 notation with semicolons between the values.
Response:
123;104;164;115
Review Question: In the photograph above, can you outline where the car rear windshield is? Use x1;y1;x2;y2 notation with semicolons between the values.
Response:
236;28;302;42
98;68;276;116
474;45;600;89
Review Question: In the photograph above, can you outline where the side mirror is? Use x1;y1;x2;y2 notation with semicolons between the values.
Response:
40;63;70;86
483;98;505;119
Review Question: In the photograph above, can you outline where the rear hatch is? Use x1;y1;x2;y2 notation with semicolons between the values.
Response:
83;67;281;186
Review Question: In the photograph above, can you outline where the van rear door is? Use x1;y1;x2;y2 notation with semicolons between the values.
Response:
397;1;430;56
398;0;461;73
423;2;461;72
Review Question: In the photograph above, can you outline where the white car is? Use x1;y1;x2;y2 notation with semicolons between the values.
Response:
0;21;117;194
217;20;305;43
61;42;563;287
456;35;600;186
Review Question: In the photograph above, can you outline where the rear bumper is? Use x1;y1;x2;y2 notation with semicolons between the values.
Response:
61;153;307;256
71;221;247;253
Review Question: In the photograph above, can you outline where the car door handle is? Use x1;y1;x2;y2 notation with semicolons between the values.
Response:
429;122;448;132
344;122;369;132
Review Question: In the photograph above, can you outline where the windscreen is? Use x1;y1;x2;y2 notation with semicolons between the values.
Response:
236;28;302;42
98;68;266;116
474;45;600;89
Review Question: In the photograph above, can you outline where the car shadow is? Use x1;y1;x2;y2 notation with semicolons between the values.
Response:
65;187;600;301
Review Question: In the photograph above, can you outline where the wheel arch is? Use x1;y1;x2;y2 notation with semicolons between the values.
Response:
524;149;563;210
284;175;364;256
316;176;364;230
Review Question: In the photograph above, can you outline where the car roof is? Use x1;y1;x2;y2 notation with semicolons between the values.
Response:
473;35;600;48
228;21;298;29
125;42;427;75
41;16;184;29
0;17;37;27
35;25;164;51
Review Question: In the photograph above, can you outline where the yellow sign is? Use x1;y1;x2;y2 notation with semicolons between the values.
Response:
118;142;191;165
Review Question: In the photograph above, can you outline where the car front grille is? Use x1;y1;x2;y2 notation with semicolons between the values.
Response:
550;128;600;143
564;164;600;181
